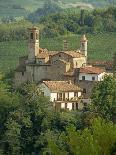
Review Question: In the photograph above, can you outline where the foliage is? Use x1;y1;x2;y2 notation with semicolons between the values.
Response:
27;0;62;23
0;76;116;154
91;76;116;120
45;117;116;155
40;7;116;37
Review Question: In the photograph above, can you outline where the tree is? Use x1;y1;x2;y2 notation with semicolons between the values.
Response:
91;76;116;120
45;117;116;155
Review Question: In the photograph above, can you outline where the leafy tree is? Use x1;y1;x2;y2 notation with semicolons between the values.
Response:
91;76;116;120
45;117;116;155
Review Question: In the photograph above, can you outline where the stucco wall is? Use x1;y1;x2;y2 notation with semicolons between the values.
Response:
79;73;98;81
73;57;86;68
79;72;105;81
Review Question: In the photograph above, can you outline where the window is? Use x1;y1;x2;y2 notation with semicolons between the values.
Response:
76;102;78;110
92;77;95;81
58;93;62;101
63;93;65;100
65;103;67;109
72;103;75;110
39;61;42;64
83;88;86;93
22;72;24;76
82;76;85;80
74;92;78;97
82;42;84;48
76;62;78;67
30;33;33;39
36;33;38;40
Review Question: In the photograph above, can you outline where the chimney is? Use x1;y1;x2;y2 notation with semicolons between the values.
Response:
63;40;68;51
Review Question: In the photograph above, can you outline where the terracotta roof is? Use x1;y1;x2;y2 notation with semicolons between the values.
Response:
43;81;81;92
37;49;58;59
51;51;84;58
64;51;84;58
37;48;84;59
79;66;105;74
88;61;113;70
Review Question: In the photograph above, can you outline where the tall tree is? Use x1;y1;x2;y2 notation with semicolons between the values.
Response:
91;76;116;120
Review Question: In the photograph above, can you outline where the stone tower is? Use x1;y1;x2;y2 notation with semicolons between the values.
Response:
80;34;88;57
28;27;39;63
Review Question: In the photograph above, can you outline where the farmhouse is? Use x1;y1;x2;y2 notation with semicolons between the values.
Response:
39;81;82;110
14;27;107;109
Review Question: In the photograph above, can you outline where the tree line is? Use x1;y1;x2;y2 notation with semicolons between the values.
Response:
0;7;116;41
0;73;116;154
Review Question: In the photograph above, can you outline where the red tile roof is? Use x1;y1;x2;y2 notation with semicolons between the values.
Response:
79;66;105;74
88;61;113;70
43;81;81;92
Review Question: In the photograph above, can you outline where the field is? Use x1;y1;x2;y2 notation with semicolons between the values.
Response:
0;32;115;73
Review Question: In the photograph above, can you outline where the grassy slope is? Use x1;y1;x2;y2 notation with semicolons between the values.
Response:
0;0;43;18
0;0;111;18
0;32;115;73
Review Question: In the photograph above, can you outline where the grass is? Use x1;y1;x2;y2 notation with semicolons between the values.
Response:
0;32;115;73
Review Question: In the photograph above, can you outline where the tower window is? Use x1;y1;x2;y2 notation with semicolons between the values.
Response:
36;33;39;40
82;43;84;47
30;33;33;39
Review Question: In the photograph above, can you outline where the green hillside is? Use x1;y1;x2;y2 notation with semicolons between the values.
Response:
0;0;114;19
0;32;115;73
0;0;43;18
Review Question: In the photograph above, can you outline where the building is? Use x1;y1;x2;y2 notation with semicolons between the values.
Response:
14;27;108;107
39;81;82;110
14;27;87;86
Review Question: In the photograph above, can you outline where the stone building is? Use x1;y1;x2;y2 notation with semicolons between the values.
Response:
14;27;87;86
14;27;107;106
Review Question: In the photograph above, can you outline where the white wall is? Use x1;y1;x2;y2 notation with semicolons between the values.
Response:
79;73;98;81
78;92;81;97
98;72;105;81
69;92;74;99
67;102;72;110
51;93;57;102
79;72;105;81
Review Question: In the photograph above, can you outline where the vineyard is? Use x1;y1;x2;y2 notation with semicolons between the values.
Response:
0;32;115;73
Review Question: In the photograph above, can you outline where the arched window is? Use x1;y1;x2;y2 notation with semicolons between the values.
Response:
30;33;33;39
